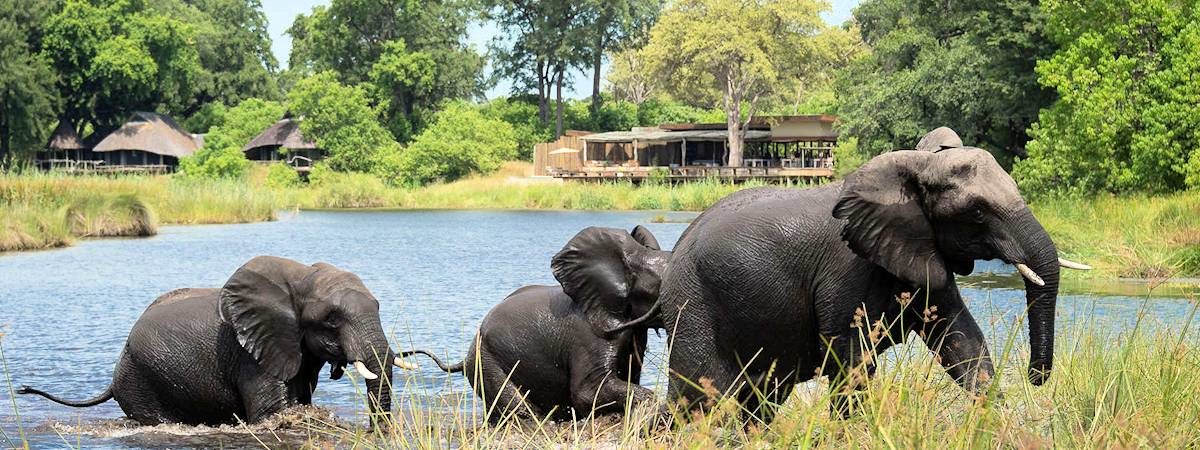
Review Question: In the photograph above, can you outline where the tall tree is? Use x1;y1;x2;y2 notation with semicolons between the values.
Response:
834;0;1056;161
580;0;661;117
643;0;827;167
0;0;58;162
1013;0;1200;195
287;0;485;141
165;0;281;112
41;0;201;134
488;0;589;137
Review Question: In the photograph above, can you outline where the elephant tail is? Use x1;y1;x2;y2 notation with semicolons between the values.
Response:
17;384;113;408
401;350;463;373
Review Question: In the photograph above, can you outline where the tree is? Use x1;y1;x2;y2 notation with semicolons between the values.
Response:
161;0;281;113
643;0;827;166
607;46;656;104
0;0;58;162
1013;0;1200;195
287;72;402;177
286;0;485;141
487;0;589;137
579;0;661;117
834;0;1056;161
368;40;436;142
179;98;284;178
400;101;518;185
41;0;201;134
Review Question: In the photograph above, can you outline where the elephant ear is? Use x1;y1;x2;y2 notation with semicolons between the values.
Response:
219;256;313;381
833;151;950;291
551;227;635;328
630;225;661;250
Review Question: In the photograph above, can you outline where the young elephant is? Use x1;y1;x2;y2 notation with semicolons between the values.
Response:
402;226;669;423
19;256;414;426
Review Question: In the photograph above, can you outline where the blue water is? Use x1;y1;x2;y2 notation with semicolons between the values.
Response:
0;210;1194;448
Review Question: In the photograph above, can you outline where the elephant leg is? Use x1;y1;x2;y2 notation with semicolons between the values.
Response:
739;371;796;426
666;318;740;415
241;377;297;424
571;370;656;417
825;333;873;418
918;289;996;395
475;364;544;424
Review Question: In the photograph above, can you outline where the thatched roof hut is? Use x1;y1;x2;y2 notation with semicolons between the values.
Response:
46;121;87;150
243;118;318;153
93;112;200;158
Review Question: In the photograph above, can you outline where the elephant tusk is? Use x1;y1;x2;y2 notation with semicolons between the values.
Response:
353;361;378;380
393;357;419;370
1058;258;1093;270
1015;263;1046;287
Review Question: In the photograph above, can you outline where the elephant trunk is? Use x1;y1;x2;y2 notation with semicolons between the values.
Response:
344;323;394;424
1011;207;1060;385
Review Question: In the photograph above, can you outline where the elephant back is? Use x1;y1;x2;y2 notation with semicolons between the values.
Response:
147;288;221;310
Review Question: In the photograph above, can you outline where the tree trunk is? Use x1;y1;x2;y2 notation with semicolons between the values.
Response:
725;94;743;167
537;59;549;125
0;90;10;165
590;33;604;118
555;65;565;138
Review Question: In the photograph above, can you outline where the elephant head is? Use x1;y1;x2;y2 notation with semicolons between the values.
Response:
219;256;397;419
833;145;1081;386
551;226;670;335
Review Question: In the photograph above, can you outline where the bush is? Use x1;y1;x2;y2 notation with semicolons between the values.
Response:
180;98;284;179
478;97;552;159
288;72;401;174
400;101;519;185
832;137;866;178
265;163;300;188
178;146;251;179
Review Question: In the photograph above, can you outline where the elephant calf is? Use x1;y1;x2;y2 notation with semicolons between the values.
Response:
402;226;669;423
19;256;414;426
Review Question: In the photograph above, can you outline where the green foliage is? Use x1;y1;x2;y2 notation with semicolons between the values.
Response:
0;0;58;160
400;101;519;185
179;146;250;179
265;163;300;188
287;0;484;141
287;72;403;177
42;0;202;131
180;98;282;179
478;97;553;159
1014;0;1200;196
635;99;724;125
181;101;227;134
832;137;866;178
835;0;1054;159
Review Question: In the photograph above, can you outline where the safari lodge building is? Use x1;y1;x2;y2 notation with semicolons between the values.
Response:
37;112;201;173
533;115;839;182
242;117;325;172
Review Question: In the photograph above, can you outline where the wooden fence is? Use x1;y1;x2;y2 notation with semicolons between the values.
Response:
532;134;588;176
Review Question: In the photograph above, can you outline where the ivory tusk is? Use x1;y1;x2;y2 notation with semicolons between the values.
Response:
353;361;378;380
1058;258;1093;270
394;357;419;370
1015;263;1046;287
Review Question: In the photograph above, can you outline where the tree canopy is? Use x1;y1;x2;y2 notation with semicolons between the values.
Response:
833;0;1056;161
1013;0;1200;195
0;0;58;162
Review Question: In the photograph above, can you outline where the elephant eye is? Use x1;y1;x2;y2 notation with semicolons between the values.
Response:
322;314;340;329
971;208;985;223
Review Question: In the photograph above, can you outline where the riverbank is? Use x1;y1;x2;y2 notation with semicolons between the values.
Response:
2;164;1197;282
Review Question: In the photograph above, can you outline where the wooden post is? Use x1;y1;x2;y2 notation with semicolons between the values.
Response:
633;139;639;166
680;138;687;166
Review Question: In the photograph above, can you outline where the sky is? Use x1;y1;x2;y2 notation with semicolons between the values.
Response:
261;0;861;99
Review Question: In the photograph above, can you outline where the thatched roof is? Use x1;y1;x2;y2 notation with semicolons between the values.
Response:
93;112;200;157
242;118;318;152
46;121;87;150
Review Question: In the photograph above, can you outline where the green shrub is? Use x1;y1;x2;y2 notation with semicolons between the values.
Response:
178;146;251;179
401;101;519;185
180;98;284;179
289;72;400;174
265;164;300;188
832;137;866;178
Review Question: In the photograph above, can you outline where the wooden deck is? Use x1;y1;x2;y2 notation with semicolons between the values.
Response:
551;165;834;183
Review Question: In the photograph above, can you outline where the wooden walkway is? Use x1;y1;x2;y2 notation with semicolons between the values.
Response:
552;166;833;183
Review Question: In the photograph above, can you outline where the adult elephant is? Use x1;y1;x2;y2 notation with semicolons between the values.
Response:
401;226;668;423
660;129;1089;424
19;256;414;426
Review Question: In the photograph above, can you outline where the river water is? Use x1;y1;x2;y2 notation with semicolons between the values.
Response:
0;210;1195;448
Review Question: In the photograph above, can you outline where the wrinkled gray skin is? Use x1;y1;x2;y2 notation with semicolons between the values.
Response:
403;226;668;423
19;256;396;426
660;132;1060;424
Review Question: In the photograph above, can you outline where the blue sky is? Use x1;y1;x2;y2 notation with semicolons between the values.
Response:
262;0;861;99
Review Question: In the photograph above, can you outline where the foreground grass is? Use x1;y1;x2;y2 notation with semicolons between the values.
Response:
290;297;1200;448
